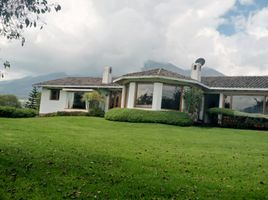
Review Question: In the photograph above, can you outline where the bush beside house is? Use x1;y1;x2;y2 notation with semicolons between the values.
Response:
105;108;193;126
207;107;268;130
0;106;37;118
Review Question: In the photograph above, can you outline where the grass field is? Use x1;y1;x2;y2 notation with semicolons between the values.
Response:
0;117;267;199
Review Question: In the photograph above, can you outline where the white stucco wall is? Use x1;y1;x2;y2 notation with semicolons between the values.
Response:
127;82;136;108
39;88;68;114
152;83;163;110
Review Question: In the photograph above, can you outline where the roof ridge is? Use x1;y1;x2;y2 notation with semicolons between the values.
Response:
157;68;162;75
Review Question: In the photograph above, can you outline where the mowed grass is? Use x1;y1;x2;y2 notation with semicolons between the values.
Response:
0;117;267;200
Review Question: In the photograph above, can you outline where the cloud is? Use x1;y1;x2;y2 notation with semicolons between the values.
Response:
0;0;268;80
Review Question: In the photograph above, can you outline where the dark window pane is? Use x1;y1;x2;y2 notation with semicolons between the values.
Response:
50;89;60;100
161;85;181;110
232;96;264;114
224;95;231;108
73;92;86;109
135;84;153;108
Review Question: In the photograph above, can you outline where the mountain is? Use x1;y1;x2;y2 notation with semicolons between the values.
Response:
0;72;67;99
142;60;225;77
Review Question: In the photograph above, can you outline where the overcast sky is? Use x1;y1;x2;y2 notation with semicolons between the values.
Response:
1;0;268;80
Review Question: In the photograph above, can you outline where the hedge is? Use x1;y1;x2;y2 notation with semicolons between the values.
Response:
105;108;193;126
0;106;37;118
207;107;268;130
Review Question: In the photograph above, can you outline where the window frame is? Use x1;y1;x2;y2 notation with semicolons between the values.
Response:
50;89;60;101
134;83;154;108
223;94;266;114
161;84;182;111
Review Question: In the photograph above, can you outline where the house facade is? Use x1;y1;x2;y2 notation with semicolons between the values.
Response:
37;61;268;120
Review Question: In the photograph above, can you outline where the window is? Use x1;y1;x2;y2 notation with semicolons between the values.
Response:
72;92;86;109
50;89;60;100
231;95;264;114
161;85;181;110
135;83;153;108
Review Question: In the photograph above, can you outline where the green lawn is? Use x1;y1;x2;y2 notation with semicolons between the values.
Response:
0;117;267;200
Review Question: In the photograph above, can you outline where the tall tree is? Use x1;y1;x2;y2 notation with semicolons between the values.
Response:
25;86;40;110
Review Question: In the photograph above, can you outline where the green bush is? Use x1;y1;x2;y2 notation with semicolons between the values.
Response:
87;107;105;117
105;108;193;126
56;111;87;116
207;107;235;116
0;106;37;118
207;107;268;130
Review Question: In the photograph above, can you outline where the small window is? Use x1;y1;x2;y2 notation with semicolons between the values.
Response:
50;89;60;100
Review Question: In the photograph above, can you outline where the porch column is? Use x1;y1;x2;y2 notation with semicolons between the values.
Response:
121;86;126;108
152;83;163;110
218;93;224;124
104;94;110;112
127;82;136;108
199;95;205;120
180;86;185;112
219;93;224;108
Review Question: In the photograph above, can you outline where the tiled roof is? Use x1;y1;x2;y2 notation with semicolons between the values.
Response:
36;77;120;87
35;69;268;89
122;68;192;80
202;76;268;88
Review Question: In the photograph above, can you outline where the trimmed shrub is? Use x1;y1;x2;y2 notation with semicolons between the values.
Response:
105;108;193;126
0;106;37;118
87;107;105;117
207;107;268;130
56;111;87;116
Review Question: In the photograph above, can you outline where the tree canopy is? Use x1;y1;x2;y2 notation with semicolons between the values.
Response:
0;0;61;45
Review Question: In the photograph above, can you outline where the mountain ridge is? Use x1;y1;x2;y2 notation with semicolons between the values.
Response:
142;60;225;77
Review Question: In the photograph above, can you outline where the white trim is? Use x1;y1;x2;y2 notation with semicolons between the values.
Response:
39;85;123;89
114;75;210;89
62;88;94;92
209;87;268;91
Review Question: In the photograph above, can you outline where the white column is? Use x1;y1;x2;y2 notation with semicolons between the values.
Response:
219;93;224;108
104;95;110;112
127;82;136;108
218;93;224;124
152;83;163;110
199;95;205;120
121;86;126;108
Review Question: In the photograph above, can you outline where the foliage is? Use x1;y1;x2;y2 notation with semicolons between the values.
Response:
105;108;193;126
25;86;40;110
0;106;36;118
183;87;203;120
207;107;268;130
0;0;61;44
0;117;267;199
0;94;21;107
207;107;235;116
81;91;104;114
56;111;87;117
87;107;105;117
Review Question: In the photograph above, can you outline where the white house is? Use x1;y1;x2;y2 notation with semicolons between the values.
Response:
36;59;268;120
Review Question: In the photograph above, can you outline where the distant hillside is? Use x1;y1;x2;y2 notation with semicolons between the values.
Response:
142;60;225;77
0;72;67;99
